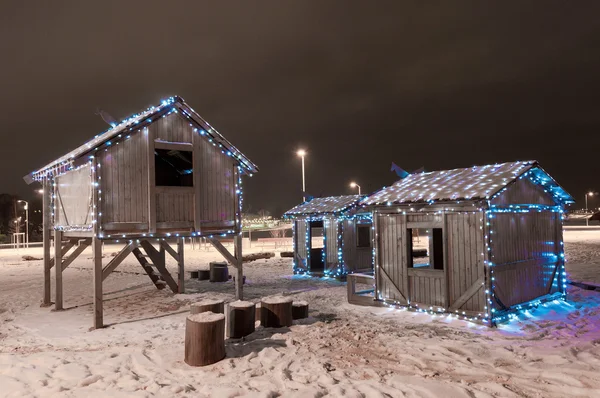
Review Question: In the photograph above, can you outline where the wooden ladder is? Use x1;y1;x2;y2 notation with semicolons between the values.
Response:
132;247;167;290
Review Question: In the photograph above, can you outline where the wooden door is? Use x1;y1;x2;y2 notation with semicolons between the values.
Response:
376;214;409;304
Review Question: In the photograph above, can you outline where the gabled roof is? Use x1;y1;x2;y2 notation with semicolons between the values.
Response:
25;96;258;183
284;195;364;217
362;160;574;206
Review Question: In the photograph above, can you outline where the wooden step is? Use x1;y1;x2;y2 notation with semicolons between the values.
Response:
132;248;167;290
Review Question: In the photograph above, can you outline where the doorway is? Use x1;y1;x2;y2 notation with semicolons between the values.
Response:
309;220;324;273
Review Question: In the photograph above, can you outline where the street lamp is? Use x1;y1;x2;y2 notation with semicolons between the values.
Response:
297;149;307;202
17;200;29;248
350;182;361;195
585;192;594;226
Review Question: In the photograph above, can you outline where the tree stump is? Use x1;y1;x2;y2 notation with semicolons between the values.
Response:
198;270;210;280
184;312;226;366
261;296;293;328
280;251;293;258
227;301;256;338
255;302;261;323
190;299;225;315
209;262;229;282
190;270;199;279
292;301;309;320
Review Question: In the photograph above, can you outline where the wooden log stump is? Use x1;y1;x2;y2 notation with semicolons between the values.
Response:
209;262;229;282
280;251;293;258
198;270;210;280
190;299;225;315
261;296;293;328
292;301;309;320
184;312;225;366
243;252;275;262
190;270;199;279
227;301;256;338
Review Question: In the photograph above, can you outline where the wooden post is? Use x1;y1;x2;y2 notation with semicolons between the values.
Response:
227;301;255;338
234;234;243;300
178;237;185;293
292;301;309;320
42;177;51;306
190;299;225;314
260;296;293;327
184;312;226;366
146;127;156;233
54;229;63;310
92;236;103;329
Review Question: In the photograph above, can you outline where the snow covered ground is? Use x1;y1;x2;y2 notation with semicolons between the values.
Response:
0;231;599;397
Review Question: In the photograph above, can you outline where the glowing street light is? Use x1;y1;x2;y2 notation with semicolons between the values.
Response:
350;182;361;195
17;200;29;248
586;192;595;226
297;149;307;202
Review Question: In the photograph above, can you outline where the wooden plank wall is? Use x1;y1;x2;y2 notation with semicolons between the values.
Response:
153;112;193;143
194;128;236;230
324;218;339;266
490;211;559;307
376;214;408;302
407;269;445;307
98;128;149;224
490;177;556;207
342;219;373;272
156;189;195;222
446;212;486;312
54;164;92;228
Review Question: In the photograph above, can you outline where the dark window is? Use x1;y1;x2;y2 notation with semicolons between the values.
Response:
309;220;324;249
407;228;444;270
155;149;193;187
356;224;371;248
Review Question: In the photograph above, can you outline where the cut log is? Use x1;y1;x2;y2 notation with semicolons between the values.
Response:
227;301;256;338
260;296;293;328
190;299;225;315
292;301;309;320
184;312;226;366
190;270;199;279
198;270;210;280
280;251;293;258
243;252;275;263
210;262;229;282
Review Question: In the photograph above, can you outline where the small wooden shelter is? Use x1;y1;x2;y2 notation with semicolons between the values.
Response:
284;195;373;277
24;96;258;329
352;160;573;325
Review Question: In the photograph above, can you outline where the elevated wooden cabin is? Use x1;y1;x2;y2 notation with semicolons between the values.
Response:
284;195;373;278
24;96;258;328
353;160;573;325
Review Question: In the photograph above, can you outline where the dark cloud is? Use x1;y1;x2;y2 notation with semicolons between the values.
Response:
1;1;600;213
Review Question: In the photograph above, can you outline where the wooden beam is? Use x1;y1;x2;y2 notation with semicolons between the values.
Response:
49;240;77;269
102;241;137;281
155;186;194;195
139;240;179;293
207;237;237;267
449;277;484;311
147;127;157;233
160;240;179;262
42;178;51;306
61;239;91;271
154;140;193;152
92;236;103;329
177;238;185;293
54;230;63;310
379;266;408;304
234;234;243;300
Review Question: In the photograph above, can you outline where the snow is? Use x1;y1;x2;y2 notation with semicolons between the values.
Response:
0;231;599;397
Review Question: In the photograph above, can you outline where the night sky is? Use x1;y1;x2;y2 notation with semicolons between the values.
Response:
2;1;600;215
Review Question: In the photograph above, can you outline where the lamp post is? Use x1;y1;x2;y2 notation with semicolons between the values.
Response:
350;182;361;195
17;200;29;248
586;192;594;226
297;149;307;202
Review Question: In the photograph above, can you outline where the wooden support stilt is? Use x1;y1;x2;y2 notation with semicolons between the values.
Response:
61;239;91;271
177;238;185;293
102;241;137;281
54;230;63;310
207;237;237;266
42;178;51;306
234;234;243;300
92;236;103;329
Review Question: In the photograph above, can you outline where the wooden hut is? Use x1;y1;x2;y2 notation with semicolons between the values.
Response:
350;160;573;325
23;96;258;329
284;195;373;277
